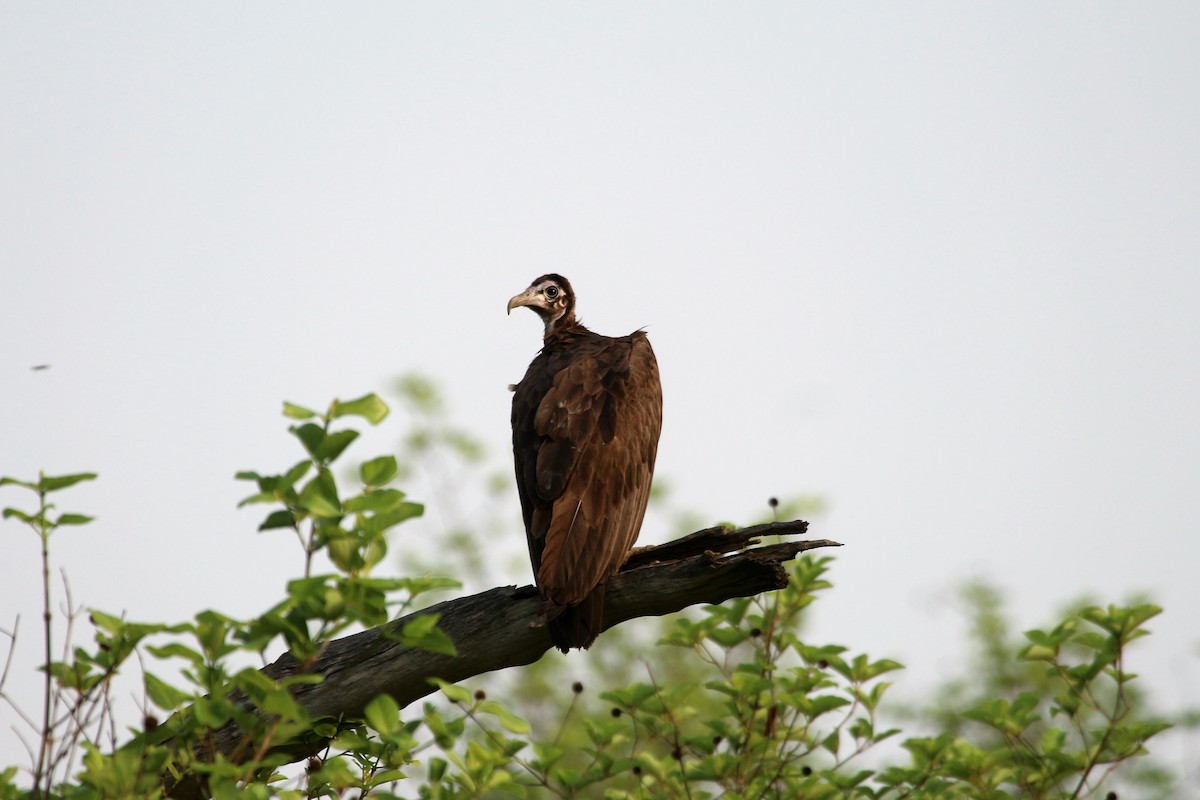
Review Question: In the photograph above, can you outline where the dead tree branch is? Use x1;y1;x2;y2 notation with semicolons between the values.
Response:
164;520;838;799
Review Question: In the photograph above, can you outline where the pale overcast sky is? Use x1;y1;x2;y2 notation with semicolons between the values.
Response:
2;2;1198;786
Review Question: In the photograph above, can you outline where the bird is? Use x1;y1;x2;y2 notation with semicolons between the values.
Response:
507;274;662;652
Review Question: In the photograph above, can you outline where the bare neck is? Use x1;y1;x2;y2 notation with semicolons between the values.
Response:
543;313;582;344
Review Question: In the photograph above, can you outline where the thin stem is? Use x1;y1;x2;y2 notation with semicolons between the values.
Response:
303;518;318;579
0;617;20;696
34;486;53;798
645;665;692;800
550;689;580;749
460;702;564;798
1068;645;1127;800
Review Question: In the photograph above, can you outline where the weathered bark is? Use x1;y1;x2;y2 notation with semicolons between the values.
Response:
164;520;838;799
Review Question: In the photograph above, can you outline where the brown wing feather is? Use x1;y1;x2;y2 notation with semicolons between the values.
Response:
512;328;662;650
531;334;661;642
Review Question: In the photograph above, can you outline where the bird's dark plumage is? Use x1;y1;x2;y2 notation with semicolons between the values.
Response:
508;275;662;652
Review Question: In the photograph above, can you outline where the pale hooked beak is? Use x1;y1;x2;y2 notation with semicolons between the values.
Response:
507;286;544;315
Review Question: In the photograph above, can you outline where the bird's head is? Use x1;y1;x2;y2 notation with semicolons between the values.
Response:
507;274;576;335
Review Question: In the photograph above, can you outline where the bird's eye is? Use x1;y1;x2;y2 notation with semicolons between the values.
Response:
545;285;560;299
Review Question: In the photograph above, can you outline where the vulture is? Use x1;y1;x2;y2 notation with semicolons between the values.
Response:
507;275;662;652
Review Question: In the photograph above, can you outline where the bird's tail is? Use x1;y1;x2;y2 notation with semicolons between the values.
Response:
547;585;608;653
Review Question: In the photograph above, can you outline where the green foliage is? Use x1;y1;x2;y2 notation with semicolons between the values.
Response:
401;558;1171;799
0;393;460;798
383;374;516;592
0;385;1182;798
1;470;100;797
877;598;1171;798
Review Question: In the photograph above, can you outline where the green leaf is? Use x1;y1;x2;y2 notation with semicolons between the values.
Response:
371;768;408;786
1073;631;1111;652
145;642;203;667
331;393;389;425
326;537;363;574
861;657;905;681
1020;642;1058;663
808;694;853;716
144;673;190;711
360;502;424;533
299;471;341;518
479;700;531;734
38;472;98;493
236;491;276;508
432;678;474;705
282;401;318;420
359;455;398;487
290;423;325;458
387;576;461;596
2;507;32;522
364;694;400;735
444;430;485;462
0;477;37;490
89;610;126;634
344;488;408;514
258;510;296;531
849;716;875;741
1041;726;1066;754
399;614;457;656
316;429;359;462
193;696;232;728
964;695;1040;736
396;374;441;412
283;460;312;487
56;513;94;526
313;721;339;739
47;660;95;691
